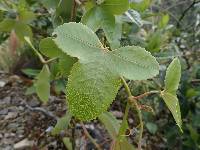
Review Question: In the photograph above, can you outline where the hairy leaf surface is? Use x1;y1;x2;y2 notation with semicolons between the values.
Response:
67;62;121;120
161;91;182;130
165;58;181;93
53;23;159;120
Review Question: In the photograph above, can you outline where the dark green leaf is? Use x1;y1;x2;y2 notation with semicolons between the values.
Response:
39;37;63;58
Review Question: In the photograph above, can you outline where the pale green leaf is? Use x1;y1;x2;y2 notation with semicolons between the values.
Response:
161;91;182;130
51;113;72;135
0;19;16;32
39;37;63;58
53;23;103;61
99;112;120;139
109;46;159;80
101;0;129;15
165;58;181;93
67;62;121;121
35;65;50;103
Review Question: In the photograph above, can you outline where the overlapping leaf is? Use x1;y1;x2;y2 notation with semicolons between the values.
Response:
53;23;159;120
161;58;182;130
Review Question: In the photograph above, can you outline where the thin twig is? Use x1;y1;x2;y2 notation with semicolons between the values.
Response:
133;91;160;100
177;0;200;27
80;122;102;150
129;97;143;150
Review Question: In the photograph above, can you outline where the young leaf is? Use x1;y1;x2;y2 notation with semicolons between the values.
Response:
101;0;129;15
98;112;120;139
67;62;121;121
158;14;169;29
39;37;63;58
161;58;182;130
35;65;50;103
161;91;182;130
51;113;72;135
164;58;181;93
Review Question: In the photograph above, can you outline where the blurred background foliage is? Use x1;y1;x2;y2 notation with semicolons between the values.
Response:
0;0;199;149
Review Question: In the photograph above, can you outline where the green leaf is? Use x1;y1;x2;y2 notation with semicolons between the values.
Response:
158;14;169;29
39;37;63;58
62;137;72;150
35;65;50;103
18;10;35;23
146;31;162;53
21;68;40;77
53;23;103;61
81;7;103;32
130;0;151;12
51;113;72;135
82;7;121;49
146;122;158;134
99;112;120;139
161;91;182;130
110;46;159;80
59;55;77;77
14;22;33;41
0;18;16;32
164;58;181;93
67;62;121;121
101;0;129;15
53;23;159;120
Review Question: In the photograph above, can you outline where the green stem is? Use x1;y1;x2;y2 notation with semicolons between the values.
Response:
130;97;143;150
24;37;45;64
120;77;143;150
